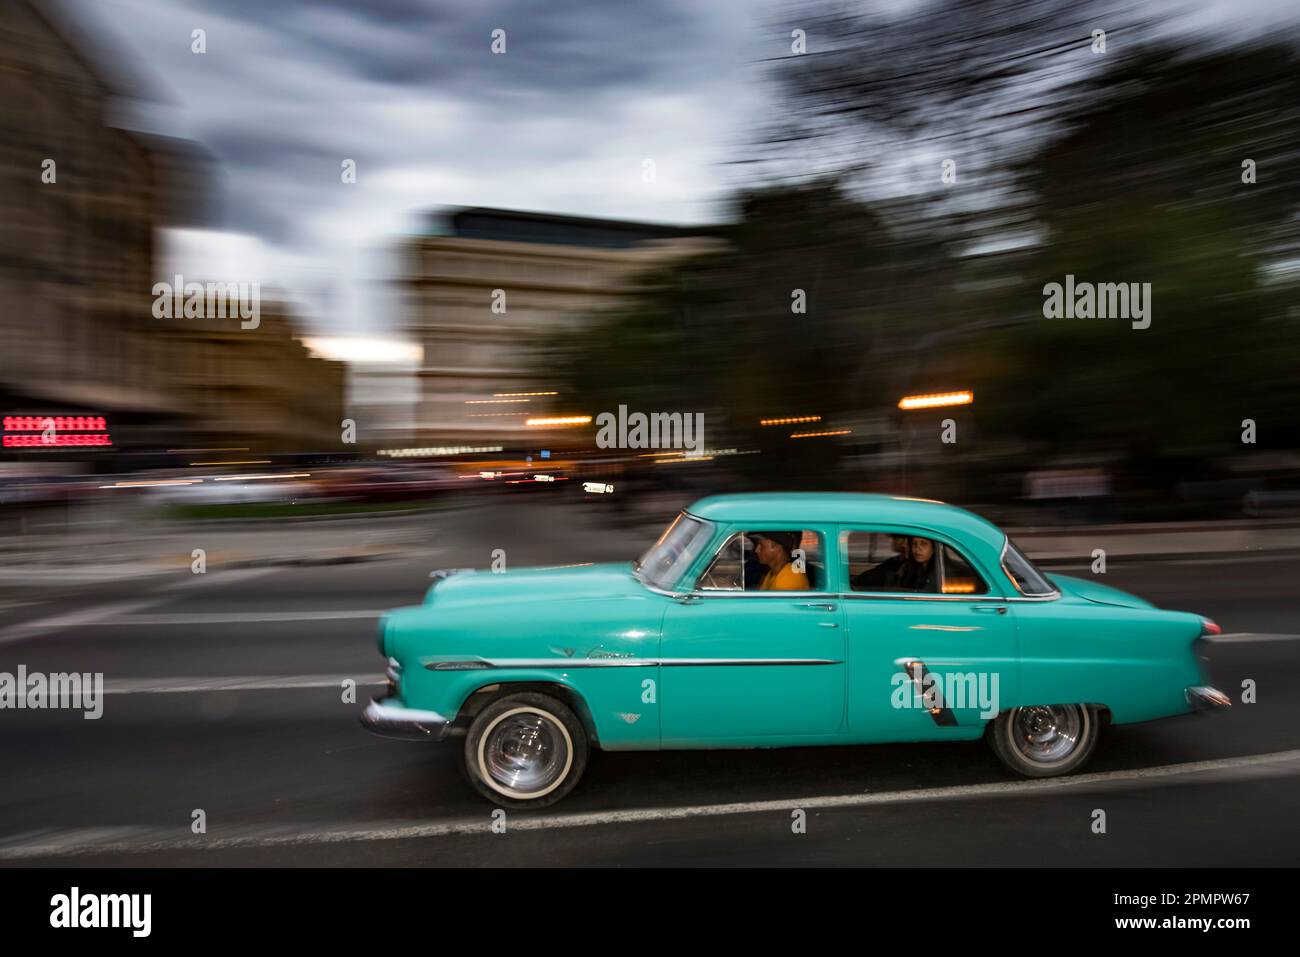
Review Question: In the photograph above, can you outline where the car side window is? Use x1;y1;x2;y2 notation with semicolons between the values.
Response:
938;542;989;595
846;532;912;592
845;531;987;595
697;530;824;592
697;534;744;591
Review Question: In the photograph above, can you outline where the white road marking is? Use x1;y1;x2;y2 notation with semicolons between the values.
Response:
108;610;383;624
0;597;177;647
101;674;385;694
0;567;284;645
3;748;1299;860
1045;553;1291;569
1209;633;1300;642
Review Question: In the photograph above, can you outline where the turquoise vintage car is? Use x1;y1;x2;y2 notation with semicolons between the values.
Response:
362;493;1229;806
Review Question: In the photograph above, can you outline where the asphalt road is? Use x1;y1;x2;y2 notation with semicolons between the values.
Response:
1;497;1298;867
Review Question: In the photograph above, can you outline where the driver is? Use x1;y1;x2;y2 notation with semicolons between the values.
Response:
750;531;810;591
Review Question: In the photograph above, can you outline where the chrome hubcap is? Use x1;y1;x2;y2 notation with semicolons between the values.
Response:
1011;705;1083;764
481;708;571;797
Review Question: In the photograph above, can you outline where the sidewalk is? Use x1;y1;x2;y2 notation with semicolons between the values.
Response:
0;511;441;585
1008;521;1300;563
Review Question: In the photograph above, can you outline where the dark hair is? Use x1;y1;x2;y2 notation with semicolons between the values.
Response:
755;530;802;556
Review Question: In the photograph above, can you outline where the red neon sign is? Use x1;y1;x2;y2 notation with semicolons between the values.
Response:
3;416;107;431
3;434;113;447
3;412;112;449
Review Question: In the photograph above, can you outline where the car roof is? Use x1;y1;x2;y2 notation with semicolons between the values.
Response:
686;492;1008;560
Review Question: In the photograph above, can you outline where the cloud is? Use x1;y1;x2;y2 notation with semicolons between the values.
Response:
59;0;772;333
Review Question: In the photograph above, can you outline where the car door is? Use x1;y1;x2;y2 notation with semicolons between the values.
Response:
659;527;847;745
839;526;1020;742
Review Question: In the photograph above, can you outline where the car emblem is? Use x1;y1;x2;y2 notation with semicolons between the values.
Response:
616;713;641;724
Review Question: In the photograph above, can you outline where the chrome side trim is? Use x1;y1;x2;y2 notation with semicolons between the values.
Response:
837;592;1006;603
425;657;841;670
662;658;842;667
1185;686;1232;711
661;588;1009;603
683;590;841;600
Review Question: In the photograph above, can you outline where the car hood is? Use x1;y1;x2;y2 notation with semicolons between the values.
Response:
1047;573;1154;609
424;561;645;607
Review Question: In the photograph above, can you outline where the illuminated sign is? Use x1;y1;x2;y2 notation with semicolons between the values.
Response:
3;414;112;449
4;434;112;447
4;416;106;431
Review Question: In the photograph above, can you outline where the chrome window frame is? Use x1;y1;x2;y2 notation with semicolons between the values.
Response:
837;527;998;601
998;537;1060;601
689;528;831;597
634;512;716;592
693;531;746;593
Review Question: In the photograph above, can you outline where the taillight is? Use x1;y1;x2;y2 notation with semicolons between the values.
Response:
1199;617;1221;636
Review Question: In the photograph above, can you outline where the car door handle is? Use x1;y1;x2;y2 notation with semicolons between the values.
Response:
799;602;838;612
972;605;1007;615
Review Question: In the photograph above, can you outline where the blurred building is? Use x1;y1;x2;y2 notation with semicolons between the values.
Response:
0;0;343;462
343;357;421;449
167;303;346;455
402;207;716;448
0;0;177;434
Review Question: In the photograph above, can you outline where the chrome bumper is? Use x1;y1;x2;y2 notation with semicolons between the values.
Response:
361;696;451;740
1185;685;1232;712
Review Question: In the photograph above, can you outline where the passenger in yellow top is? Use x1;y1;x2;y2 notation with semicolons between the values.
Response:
750;531;810;591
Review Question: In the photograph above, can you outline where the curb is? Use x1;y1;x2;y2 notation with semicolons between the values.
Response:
1032;547;1300;566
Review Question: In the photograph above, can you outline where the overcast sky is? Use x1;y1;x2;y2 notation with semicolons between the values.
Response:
59;0;1300;342
61;0;779;339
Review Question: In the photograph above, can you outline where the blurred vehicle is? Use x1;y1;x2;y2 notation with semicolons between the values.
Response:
362;492;1228;807
1244;489;1300;517
145;475;315;504
319;466;457;501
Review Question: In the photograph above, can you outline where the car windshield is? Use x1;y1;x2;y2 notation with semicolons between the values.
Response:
636;513;713;590
1002;539;1058;596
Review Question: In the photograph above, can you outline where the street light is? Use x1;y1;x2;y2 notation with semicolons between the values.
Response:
897;390;974;411
895;390;974;492
524;416;592;427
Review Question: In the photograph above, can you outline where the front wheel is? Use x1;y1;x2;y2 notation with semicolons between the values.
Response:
463;692;588;808
987;704;1100;777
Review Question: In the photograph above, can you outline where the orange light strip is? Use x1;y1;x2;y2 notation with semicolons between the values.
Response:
492;391;558;397
898;390;974;410
760;415;821;426
100;479;201;489
525;416;592;427
189;460;271;466
789;429;852;439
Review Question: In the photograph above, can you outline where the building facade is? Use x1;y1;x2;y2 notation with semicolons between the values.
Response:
0;0;344;463
402;207;715;449
0;0;173;428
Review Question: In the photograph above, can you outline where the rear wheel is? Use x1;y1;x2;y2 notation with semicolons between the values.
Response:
463;692;588;808
987;704;1099;777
